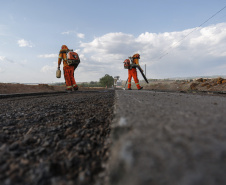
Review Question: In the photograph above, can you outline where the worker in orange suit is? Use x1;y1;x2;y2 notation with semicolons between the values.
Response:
128;53;143;90
58;45;78;91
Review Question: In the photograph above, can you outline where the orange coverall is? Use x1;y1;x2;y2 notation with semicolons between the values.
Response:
58;45;78;90
128;54;142;90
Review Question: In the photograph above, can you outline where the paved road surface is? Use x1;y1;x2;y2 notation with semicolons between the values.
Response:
107;90;226;185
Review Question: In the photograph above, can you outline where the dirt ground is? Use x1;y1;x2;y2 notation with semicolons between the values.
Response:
0;83;104;94
142;77;226;92
0;77;226;95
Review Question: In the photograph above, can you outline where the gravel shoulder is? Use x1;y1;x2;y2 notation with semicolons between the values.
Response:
0;90;114;185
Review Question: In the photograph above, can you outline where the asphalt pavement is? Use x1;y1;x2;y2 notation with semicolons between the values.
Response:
107;90;226;185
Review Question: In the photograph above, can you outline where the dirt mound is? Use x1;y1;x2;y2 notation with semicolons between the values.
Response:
190;77;226;91
143;77;226;92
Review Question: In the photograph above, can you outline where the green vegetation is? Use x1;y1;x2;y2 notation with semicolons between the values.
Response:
49;74;114;88
99;74;114;88
78;81;102;87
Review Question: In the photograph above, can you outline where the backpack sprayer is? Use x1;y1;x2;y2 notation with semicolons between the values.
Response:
66;49;80;69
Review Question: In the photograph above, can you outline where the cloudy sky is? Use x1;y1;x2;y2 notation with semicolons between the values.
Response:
0;0;226;83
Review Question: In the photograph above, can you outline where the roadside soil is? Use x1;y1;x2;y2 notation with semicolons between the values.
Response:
0;83;104;94
1;77;225;95
143;77;226;92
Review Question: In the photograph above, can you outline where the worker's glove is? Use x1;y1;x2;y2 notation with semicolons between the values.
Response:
57;66;60;70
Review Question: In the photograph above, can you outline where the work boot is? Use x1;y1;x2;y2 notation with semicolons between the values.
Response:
138;87;143;90
128;88;132;90
73;86;78;91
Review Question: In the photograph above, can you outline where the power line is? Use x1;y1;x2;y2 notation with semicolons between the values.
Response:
156;5;226;60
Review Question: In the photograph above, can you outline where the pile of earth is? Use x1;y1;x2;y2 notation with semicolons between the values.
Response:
143;77;226;92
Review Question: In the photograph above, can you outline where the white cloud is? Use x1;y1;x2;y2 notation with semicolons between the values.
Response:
0;67;5;73
0;56;6;61
61;31;85;39
0;56;14;63
61;31;70;35
17;39;34;47
77;33;85;39
41;62;57;73
41;65;54;73
79;23;226;80
38;54;58;58
80;32;135;57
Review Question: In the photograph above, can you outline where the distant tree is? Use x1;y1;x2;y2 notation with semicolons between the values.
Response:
99;74;114;88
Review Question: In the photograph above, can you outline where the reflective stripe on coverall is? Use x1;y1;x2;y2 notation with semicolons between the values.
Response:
58;49;78;90
128;68;141;89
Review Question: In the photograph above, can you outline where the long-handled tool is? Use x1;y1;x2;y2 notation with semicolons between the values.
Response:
137;66;149;83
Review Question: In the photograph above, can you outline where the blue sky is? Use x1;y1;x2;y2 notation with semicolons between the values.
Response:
0;0;226;83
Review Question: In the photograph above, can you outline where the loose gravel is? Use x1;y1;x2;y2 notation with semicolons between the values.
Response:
0;90;115;185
